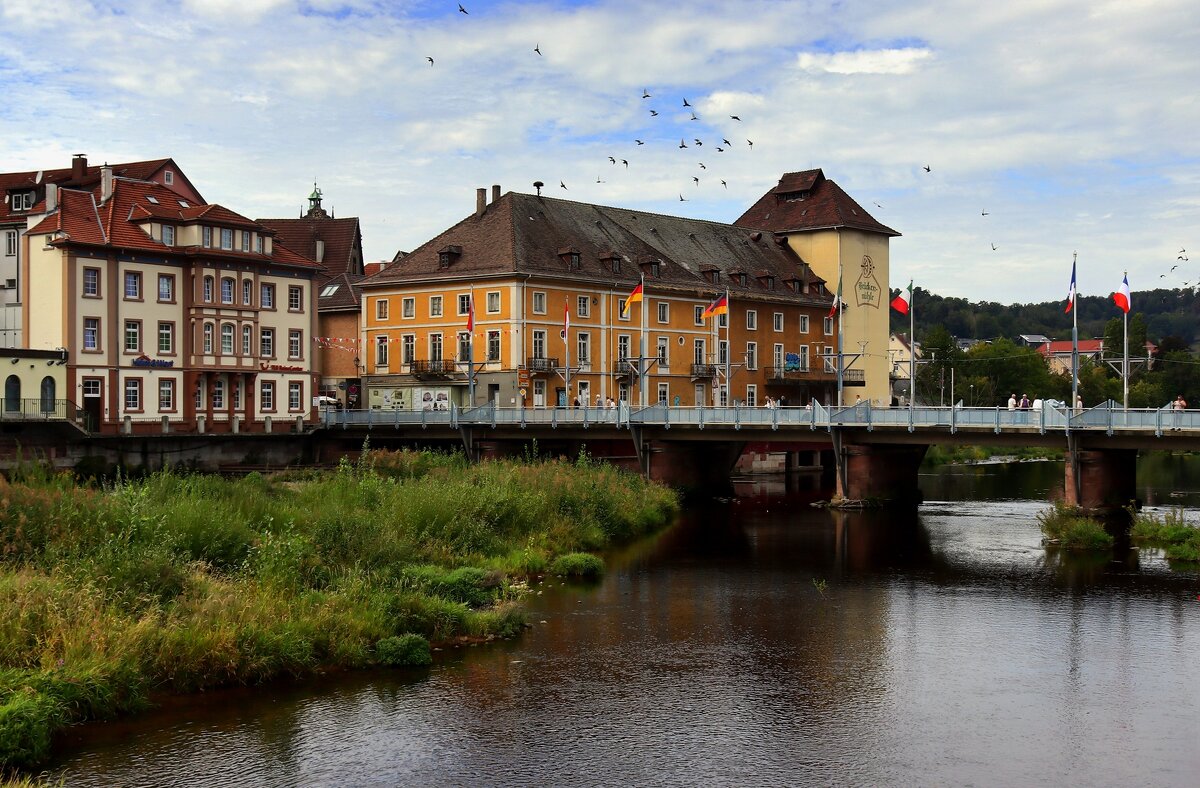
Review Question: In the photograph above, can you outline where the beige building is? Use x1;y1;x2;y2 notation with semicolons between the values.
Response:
737;170;899;406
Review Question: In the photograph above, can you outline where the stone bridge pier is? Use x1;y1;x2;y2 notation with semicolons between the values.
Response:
831;433;928;506
1065;441;1138;513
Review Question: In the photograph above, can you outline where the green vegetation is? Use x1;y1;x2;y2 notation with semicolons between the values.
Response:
375;634;433;667
549;552;604;578
1037;501;1115;550
0;450;678;771
922;444;1063;467
1130;507;1200;563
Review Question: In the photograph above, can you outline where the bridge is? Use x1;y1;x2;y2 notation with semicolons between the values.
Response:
319;401;1199;512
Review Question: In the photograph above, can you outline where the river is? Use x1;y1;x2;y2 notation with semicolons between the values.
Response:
46;456;1200;786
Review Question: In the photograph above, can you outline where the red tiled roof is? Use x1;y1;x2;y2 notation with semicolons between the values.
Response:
736;169;900;237
256;216;363;279
1037;339;1104;355
318;272;366;312
1;157;200;223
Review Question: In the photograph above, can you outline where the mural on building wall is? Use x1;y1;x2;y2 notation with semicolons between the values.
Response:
855;255;882;309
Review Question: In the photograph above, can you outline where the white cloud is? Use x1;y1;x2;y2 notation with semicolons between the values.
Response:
795;48;933;75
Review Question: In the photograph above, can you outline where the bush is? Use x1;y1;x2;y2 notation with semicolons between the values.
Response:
0;689;62;770
1131;507;1200;563
550;552;604;578
1038;502;1114;550
375;634;432;667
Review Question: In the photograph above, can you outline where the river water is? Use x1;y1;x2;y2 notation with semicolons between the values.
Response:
47;457;1200;786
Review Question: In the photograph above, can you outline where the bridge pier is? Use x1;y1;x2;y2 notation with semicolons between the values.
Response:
1065;443;1138;513
832;436;928;505
642;439;744;492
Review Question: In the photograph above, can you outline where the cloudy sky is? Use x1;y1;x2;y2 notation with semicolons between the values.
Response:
2;0;1197;305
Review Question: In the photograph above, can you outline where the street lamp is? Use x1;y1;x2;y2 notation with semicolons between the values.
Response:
969;383;974;407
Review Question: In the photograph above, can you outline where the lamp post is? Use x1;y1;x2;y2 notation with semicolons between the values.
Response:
969;383;974;407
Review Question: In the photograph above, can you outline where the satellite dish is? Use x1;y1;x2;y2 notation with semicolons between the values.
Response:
35;171;43;184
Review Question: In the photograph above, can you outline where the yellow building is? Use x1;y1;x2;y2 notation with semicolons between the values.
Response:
361;187;839;409
737;170;899;406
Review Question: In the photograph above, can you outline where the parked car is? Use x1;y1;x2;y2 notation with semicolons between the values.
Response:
315;396;343;410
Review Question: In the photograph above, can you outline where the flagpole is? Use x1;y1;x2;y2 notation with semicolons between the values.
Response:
564;299;571;407
1123;271;1129;411
1071;252;1079;413
639;273;647;408
724;288;731;407
836;260;844;409
909;284;915;423
467;285;475;407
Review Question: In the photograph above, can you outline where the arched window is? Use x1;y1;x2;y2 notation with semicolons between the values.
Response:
4;375;20;412
40;376;55;413
203;323;214;354
221;323;234;354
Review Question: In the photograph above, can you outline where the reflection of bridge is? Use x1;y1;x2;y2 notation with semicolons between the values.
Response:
320;401;1199;511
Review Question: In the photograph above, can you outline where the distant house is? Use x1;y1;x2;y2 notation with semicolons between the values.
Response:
1037;339;1104;375
1018;334;1051;348
956;337;986;352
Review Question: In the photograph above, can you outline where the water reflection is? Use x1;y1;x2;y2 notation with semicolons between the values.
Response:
46;456;1200;787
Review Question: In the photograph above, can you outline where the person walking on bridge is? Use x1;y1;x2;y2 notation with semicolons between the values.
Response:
1173;394;1187;430
1007;393;1017;411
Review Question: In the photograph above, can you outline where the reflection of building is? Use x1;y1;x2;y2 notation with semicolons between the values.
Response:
737;169;899;406
21;169;323;434
258;185;366;407
360;186;838;410
889;333;920;400
1;155;201;348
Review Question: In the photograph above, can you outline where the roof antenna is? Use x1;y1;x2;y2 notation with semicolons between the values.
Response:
533;180;544;197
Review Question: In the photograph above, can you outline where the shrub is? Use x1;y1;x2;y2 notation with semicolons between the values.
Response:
1131;507;1200;563
550;552;604;578
375;634;432;667
0;689;62;770
1038;502;1114;550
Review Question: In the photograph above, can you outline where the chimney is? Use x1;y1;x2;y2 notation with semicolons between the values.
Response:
315;239;325;263
491;184;500;202
45;184;57;212
71;154;87;180
476;187;486;217
100;165;113;202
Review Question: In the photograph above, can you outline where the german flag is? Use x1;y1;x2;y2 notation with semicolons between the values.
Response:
701;293;729;319
621;281;644;319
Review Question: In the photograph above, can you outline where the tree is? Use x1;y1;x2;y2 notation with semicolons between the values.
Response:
963;339;1060;405
915;325;959;405
1102;313;1149;361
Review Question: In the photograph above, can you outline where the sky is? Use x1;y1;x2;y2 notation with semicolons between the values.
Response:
1;0;1197;305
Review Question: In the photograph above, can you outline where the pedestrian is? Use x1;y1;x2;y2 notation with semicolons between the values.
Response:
778;395;787;408
1007;393;1017;411
1075;394;1083;412
854;394;863;406
595;394;603;408
1019;394;1031;410
1173;394;1187;430
606;397;616;409
572;394;581;408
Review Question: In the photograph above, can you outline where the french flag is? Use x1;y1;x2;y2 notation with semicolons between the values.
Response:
1064;261;1077;313
1113;273;1131;313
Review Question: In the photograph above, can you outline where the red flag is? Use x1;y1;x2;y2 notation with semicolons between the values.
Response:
465;293;475;332
560;298;570;344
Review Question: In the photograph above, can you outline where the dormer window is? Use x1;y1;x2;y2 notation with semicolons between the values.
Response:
178;200;189;208
13;192;34;211
557;247;582;270
162;225;175;246
701;265;720;284
570;252;581;269
739;272;748;287
437;245;462;269
612;258;621;274
146;195;159;205
638;258;663;278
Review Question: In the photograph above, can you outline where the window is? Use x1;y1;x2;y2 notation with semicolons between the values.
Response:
569;252;581;269
694;305;705;326
429;333;443;361
260;381;275;411
800;314;810;334
376;299;389;320
288;285;303;312
212;379;225;410
124;379;141;411
321;284;339;298
401;297;415;318
774;343;785;370
458;332;471;361
532;330;546;359
220;228;233;250
577;332;590;365
617;334;631;363
823;316;833;335
375;335;389;367
429;295;443;317
656;336;669;366
83;268;100;297
486;291;501;314
221;323;234;354
824;345;835;373
745;385;757;407
718;339;728;365
618;298;630;321
402;335;415;364
718;313;728;329
242;325;252;355
4;230;16;257
241;231;251;252
194;380;204;410
487;330;501;362
256;236;264;254
457;293;472;316
577;296;590;318
648;261;661;277
260;328;274;357
158;274;174;302
773;312;784;332
124;320;140;352
158;322;174;354
800;346;809;370
203;323;214;354
289;381;302;411
657;382;669;404
164;170;174;185
83;379;101;398
202;227;212;248
162;225;175;246
221;277;234;304
746;310;757;330
233;379;241;410
532;291;546;314
159;379;175;411
84;318;99;350
242;279;252;305
11;192;33;211
657;302;669;323
260;283;275;309
124;271;141;299
746;342;757;370
203;276;214;302
611;257;621;274
289;329;302;359
694;339;706;365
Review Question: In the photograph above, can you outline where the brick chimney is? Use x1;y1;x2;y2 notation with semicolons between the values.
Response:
71;154;87;180
491;184;500;202
100;165;113;202
476;187;486;218
45;183;57;212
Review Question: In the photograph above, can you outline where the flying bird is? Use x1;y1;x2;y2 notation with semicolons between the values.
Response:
635;139;644;145
458;3;467;13
534;43;542;55
692;176;699;185
426;56;434;66
874;202;883;208
721;180;727;189
621;159;628;168
981;210;989;216
1171;264;1179;271
699;162;706;169
1178;254;1189;261
642;89;651;98
596;176;605;184
722;138;731;146
923;164;931;172
560;181;567;190
694;139;702;146
690;112;698;121
682;98;692;107
649;110;658;117
747;139;753;148
608;156;616;164
730;115;741;121
679;194;687;201
679;139;687;148
991;243;997;251
715;147;724;152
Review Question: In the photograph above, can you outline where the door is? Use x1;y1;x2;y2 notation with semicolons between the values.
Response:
533;379;545;408
577;381;590;408
695;383;705;407
487;383;500;404
82;378;103;431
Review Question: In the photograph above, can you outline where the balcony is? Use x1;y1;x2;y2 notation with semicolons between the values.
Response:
691;362;718;379
410;359;457;378
615;358;636;377
527;357;558;374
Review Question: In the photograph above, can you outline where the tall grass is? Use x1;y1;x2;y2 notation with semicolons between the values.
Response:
0;449;677;770
1037;501;1114;550
1130;507;1200;562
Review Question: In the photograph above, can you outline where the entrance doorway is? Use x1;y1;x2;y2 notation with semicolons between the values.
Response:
82;378;103;431
533;379;545;408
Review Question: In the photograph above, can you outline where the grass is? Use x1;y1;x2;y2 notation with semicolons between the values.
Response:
1037;501;1115;550
923;445;1063;467
549;552;604;578
0;449;678;771
1130;507;1200;563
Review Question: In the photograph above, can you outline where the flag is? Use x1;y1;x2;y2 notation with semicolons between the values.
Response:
1064;260;1077;313
890;280;912;315
560;299;570;343
621;281;643;319
701;293;728;319
1113;273;1130;313
828;271;843;318
464;293;475;333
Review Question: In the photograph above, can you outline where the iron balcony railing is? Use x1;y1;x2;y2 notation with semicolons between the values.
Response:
527;357;558;373
409;359;457;376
